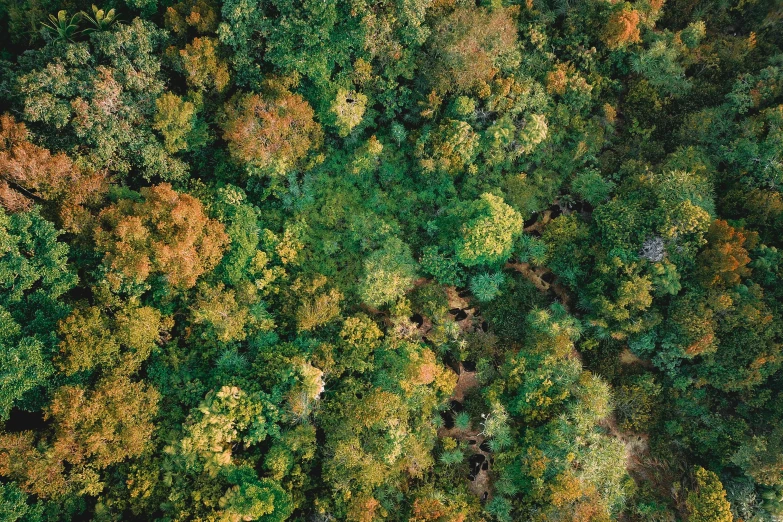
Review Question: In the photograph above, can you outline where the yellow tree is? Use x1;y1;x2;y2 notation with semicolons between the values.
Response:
685;467;733;522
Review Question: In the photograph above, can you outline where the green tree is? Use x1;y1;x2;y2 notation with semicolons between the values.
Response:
173;386;280;475
219;466;292;522
571;170;615;206
469;272;505;302
517;114;549;154
57;303;165;376
152;93;207;154
417;119;479;175
14;19;187;181
732;427;783;487
632;36;691;97
0;482;43;522
0;207;76;419
40;10;81;43
614;374;662;432
452;193;523;267
358;237;418;308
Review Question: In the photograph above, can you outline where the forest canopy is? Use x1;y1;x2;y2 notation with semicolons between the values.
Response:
0;0;782;520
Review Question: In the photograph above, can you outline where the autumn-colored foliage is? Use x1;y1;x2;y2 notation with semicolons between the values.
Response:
426;7;520;94
603;8;642;49
2;0;783;520
0;376;159;498
169;36;230;92
0;114;106;229
165;0;219;35
698;219;753;288
220;89;322;172
94;183;228;291
47;376;159;470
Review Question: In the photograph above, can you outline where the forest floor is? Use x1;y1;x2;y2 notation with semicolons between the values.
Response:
438;287;494;499
504;235;654;489
437;362;492;500
434;218;653;502
601;413;652;478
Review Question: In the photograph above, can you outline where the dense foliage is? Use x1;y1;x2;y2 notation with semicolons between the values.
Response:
0;0;782;520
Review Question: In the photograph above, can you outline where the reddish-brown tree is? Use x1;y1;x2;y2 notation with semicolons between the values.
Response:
602;8;642;49
220;89;322;172
697;219;754;288
0;114;106;230
0;376;159;498
94;183;228;291
425;7;520;94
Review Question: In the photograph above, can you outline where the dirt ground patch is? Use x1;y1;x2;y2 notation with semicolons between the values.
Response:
437;363;494;501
